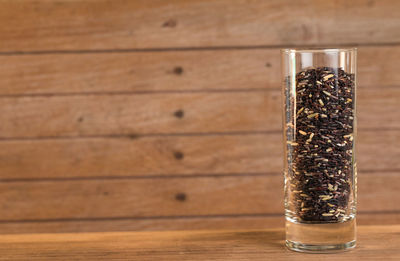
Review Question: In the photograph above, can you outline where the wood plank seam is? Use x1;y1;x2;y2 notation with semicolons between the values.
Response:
0;88;271;99
0;211;397;224
0;213;283;224
0;85;396;99
0;169;398;183
0;172;279;183
0;128;397;142
0;131;278;141
1;42;400;56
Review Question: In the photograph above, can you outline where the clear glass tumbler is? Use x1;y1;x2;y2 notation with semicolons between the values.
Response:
281;48;357;252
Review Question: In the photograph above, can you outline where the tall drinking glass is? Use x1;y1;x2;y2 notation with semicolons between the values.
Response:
281;48;357;252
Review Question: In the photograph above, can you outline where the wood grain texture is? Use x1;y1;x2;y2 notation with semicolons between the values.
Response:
0;176;282;220
0;215;284;234
0;172;398;221
0;92;279;138
0;212;397;234
0;134;279;179
1;0;400;234
0;87;398;139
0;50;277;95
0;130;398;180
1;0;400;52
0;226;399;260
0;46;399;96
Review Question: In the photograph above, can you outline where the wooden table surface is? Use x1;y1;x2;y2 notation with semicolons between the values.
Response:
0;225;399;260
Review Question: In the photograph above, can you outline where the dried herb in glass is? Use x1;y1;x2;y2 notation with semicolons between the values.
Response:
286;67;354;222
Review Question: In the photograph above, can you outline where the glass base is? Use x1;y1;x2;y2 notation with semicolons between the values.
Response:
285;217;356;253
286;240;356;253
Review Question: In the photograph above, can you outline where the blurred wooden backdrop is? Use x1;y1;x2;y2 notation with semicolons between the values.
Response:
0;0;399;234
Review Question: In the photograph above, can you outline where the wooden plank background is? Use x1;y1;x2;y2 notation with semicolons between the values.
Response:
0;0;399;233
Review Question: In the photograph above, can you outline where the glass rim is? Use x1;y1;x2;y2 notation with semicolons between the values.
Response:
282;47;357;53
